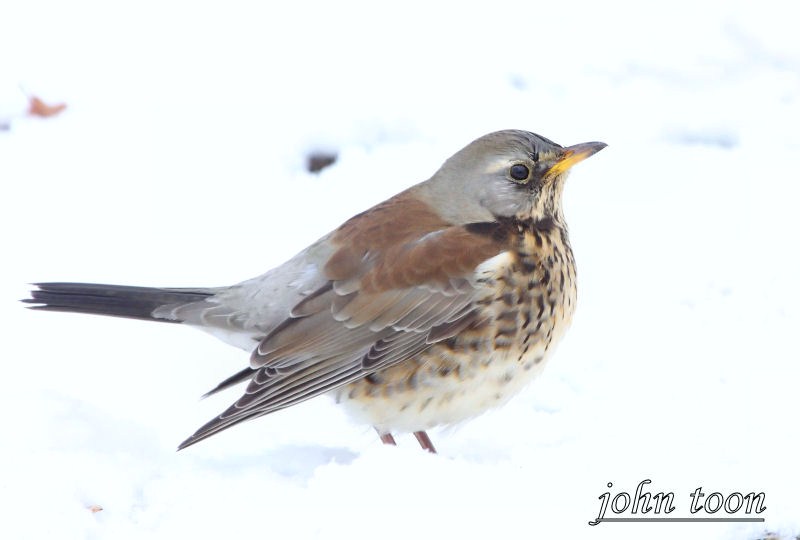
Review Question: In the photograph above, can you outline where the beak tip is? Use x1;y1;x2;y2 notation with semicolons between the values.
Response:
585;141;608;154
564;140;608;160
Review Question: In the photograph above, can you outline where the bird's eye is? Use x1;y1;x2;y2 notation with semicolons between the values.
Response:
509;164;530;182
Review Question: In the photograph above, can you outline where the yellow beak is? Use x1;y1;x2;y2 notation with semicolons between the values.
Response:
545;141;607;179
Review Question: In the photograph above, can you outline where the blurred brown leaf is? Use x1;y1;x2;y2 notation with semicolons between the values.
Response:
28;96;67;118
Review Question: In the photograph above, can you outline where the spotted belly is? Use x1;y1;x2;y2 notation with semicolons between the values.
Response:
334;338;555;434
333;232;576;434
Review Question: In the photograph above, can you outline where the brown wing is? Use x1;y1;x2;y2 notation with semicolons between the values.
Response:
179;192;511;448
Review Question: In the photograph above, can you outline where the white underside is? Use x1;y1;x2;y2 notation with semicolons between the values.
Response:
333;344;554;434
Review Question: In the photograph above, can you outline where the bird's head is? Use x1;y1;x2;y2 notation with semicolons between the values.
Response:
422;130;606;224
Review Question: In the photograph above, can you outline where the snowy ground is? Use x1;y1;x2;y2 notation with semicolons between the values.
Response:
1;1;799;538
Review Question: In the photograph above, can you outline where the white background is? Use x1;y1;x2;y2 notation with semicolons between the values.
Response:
1;1;798;538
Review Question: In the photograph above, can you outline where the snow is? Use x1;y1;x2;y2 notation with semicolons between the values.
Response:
1;0;799;538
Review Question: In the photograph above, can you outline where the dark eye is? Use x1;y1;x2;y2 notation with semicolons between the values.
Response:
509;164;530;182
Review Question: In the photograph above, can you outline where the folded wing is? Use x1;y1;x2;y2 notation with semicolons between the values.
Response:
179;191;511;448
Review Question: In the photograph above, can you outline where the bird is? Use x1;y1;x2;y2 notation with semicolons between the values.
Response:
24;130;606;453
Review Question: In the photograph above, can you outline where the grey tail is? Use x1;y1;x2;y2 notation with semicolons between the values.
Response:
23;282;214;323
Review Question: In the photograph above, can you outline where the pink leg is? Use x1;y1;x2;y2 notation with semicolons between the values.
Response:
378;431;397;446
413;431;437;453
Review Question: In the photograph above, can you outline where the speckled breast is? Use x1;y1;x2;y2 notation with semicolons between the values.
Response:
335;222;577;434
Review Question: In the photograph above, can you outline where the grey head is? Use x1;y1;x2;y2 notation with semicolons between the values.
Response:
416;129;606;225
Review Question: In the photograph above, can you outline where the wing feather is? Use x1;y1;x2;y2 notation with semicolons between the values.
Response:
179;199;513;449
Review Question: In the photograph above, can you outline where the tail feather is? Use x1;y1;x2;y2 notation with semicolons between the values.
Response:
23;282;213;323
201;367;256;399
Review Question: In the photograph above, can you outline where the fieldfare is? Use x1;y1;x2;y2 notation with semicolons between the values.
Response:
25;130;606;453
